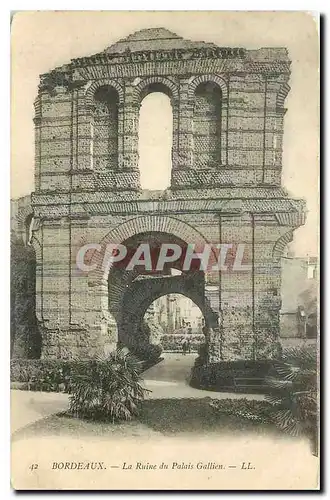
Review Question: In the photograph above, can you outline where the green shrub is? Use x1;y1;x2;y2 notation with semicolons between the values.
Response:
205;347;319;454
10;358;74;392
10;345;159;394
265;345;318;452
68;348;148;422
11;232;42;359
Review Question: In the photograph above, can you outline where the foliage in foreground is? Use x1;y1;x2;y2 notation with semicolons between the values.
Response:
68;348;149;422
265;345;318;441
208;346;318;454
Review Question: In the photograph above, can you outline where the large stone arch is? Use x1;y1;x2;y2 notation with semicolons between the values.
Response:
106;231;188;323
86;215;217;355
88;215;213;285
119;274;217;348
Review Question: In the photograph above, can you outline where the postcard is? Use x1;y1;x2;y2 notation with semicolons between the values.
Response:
10;11;319;490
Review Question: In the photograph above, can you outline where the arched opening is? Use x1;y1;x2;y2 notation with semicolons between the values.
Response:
140;293;206;382
148;293;205;337
93;85;119;170
107;230;203;324
193;82;222;168
138;84;173;190
88;219;219;364
104;229;210;357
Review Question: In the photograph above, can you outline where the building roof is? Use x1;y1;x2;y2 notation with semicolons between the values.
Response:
103;27;216;54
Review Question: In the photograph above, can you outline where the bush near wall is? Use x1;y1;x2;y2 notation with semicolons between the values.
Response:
11;359;80;392
11;233;42;359
161;334;205;352
10;353;152;393
190;359;273;393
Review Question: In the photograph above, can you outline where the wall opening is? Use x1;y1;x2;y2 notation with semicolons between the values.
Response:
138;91;173;190
93;86;119;170
144;293;206;359
148;293;205;335
193;82;222;168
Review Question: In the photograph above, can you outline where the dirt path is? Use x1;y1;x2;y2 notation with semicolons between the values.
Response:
143;353;265;400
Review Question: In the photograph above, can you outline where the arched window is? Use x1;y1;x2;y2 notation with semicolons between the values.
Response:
93;86;119;170
193;82;222;168
138;84;173;190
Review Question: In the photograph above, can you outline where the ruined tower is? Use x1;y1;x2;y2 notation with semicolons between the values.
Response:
30;28;305;361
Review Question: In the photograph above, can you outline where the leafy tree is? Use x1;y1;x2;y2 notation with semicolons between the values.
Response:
10;232;41;358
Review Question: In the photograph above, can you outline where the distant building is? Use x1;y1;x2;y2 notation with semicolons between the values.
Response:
150;294;204;334
280;256;318;339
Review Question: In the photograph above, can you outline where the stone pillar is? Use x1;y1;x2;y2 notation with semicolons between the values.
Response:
80;98;95;172
120;82;139;172
32;218;71;358
204;212;284;363
175;78;194;169
252;214;283;360
71;88;95;192
117;101;125;169
220;89;229;167
86;280;118;357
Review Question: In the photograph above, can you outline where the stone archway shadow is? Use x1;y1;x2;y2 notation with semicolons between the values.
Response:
86;215;219;357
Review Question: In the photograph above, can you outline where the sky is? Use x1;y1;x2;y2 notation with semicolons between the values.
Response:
11;11;319;257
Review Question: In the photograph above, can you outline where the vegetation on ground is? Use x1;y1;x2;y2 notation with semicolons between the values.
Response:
68;348;149;422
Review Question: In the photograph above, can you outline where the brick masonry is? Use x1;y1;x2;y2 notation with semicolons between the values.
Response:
20;27;306;361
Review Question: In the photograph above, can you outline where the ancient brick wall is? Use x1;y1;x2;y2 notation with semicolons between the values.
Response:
11;195;33;243
30;28;305;360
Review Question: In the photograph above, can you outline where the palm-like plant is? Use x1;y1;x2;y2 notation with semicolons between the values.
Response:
265;345;318;454
69;348;149;422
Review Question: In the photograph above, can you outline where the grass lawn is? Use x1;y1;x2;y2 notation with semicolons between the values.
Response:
12;397;291;443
